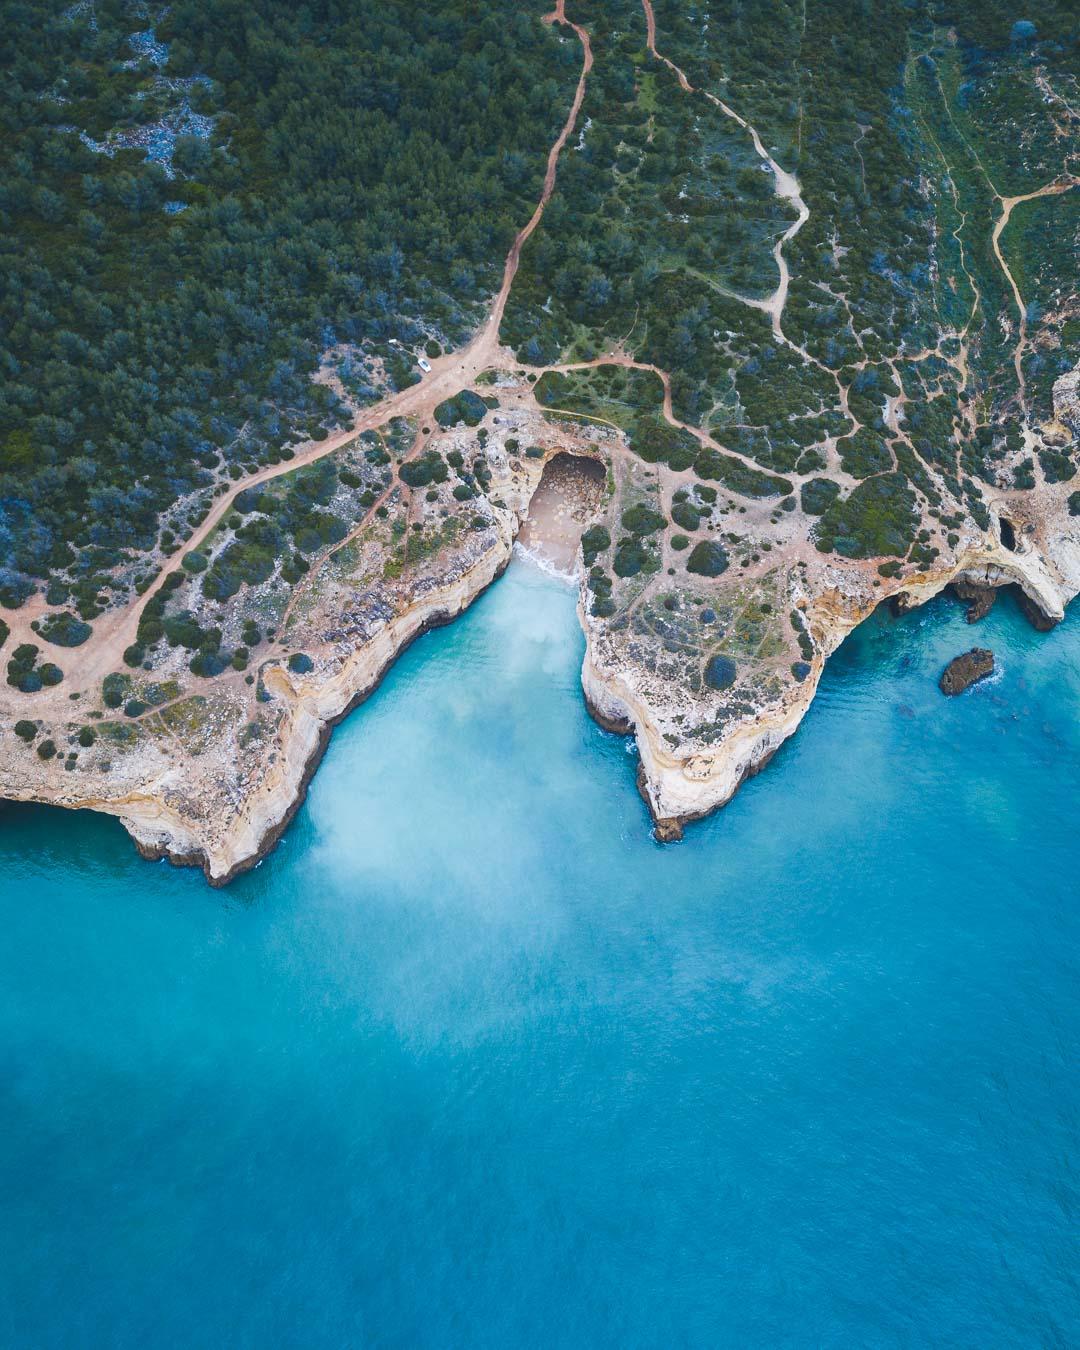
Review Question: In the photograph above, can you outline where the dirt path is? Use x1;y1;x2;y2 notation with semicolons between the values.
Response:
640;0;810;342
4;3;594;709
990;175;1079;412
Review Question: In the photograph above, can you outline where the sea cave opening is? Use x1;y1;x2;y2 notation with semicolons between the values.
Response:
517;452;606;576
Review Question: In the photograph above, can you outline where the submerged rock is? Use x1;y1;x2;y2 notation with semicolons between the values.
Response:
939;648;994;695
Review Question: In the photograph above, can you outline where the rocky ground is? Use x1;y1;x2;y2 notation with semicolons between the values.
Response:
3;364;1078;879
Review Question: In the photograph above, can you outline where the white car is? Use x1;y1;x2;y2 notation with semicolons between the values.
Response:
417;357;431;372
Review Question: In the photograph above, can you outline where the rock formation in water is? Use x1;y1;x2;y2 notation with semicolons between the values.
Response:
939;649;995;695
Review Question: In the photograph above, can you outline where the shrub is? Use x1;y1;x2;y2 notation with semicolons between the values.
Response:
399;452;448;488
613;537;649;577
124;699;148;718
288;652;314;674
837;429;891;478
670;533;690;551
78;727;97;747
7;643;39;689
621;504;666;535
433;390;487;427
36;739;57;760
14;720;37;741
1039;449;1074;483
102;673;131;708
801;478;840;516
37;612;92;647
581;525;611;565
694;450;791;498
791;661;811;682
181;551;209;573
703;655;737;690
630;417;698;470
671;501;701;530
686;541;729;577
0;619;8;648
39;663;63;686
189;650;229;677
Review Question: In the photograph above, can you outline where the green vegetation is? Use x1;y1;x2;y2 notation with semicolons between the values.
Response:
801;478;841;516
613;536;650;578
620;504;666;535
433;391;489;428
686;541;729;578
0;0;574;606
581;525;611;566
6;643;63;692
37;611;93;647
400;453;449;488
703;655;737;691
815;474;917;559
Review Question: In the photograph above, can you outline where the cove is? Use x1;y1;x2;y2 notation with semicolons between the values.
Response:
1;558;1078;1346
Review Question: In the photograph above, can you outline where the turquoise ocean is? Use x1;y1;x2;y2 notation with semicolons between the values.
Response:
2;556;1078;1346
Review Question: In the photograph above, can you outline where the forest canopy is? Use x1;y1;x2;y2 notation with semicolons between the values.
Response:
0;0;574;607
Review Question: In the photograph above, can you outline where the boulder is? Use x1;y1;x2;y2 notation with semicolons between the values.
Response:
939;648;994;695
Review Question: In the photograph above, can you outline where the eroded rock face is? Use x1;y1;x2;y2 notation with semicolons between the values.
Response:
939;648;994;695
951;579;997;624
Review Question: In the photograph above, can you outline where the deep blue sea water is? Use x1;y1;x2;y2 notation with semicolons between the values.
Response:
2;557;1078;1347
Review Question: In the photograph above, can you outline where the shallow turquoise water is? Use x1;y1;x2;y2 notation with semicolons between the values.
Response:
2;559;1078;1347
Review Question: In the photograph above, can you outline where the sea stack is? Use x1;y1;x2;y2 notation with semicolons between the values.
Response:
939;648;995;695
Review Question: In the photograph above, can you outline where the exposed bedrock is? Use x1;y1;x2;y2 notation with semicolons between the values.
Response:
939;648;995;695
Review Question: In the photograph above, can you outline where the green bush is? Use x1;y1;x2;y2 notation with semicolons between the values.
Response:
399;452;449;488
14;720;37;742
686;541;730;577
671;501;701;530
801;478;841;516
581;525;611;566
621;504;666;535
37;612;92;647
1039;449;1074;483
613;537;649;577
288;652;314;674
36;739;57;760
433;390;488;427
694;450;791;499
670;533;690;551
102;673;131;709
703;655;737;690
